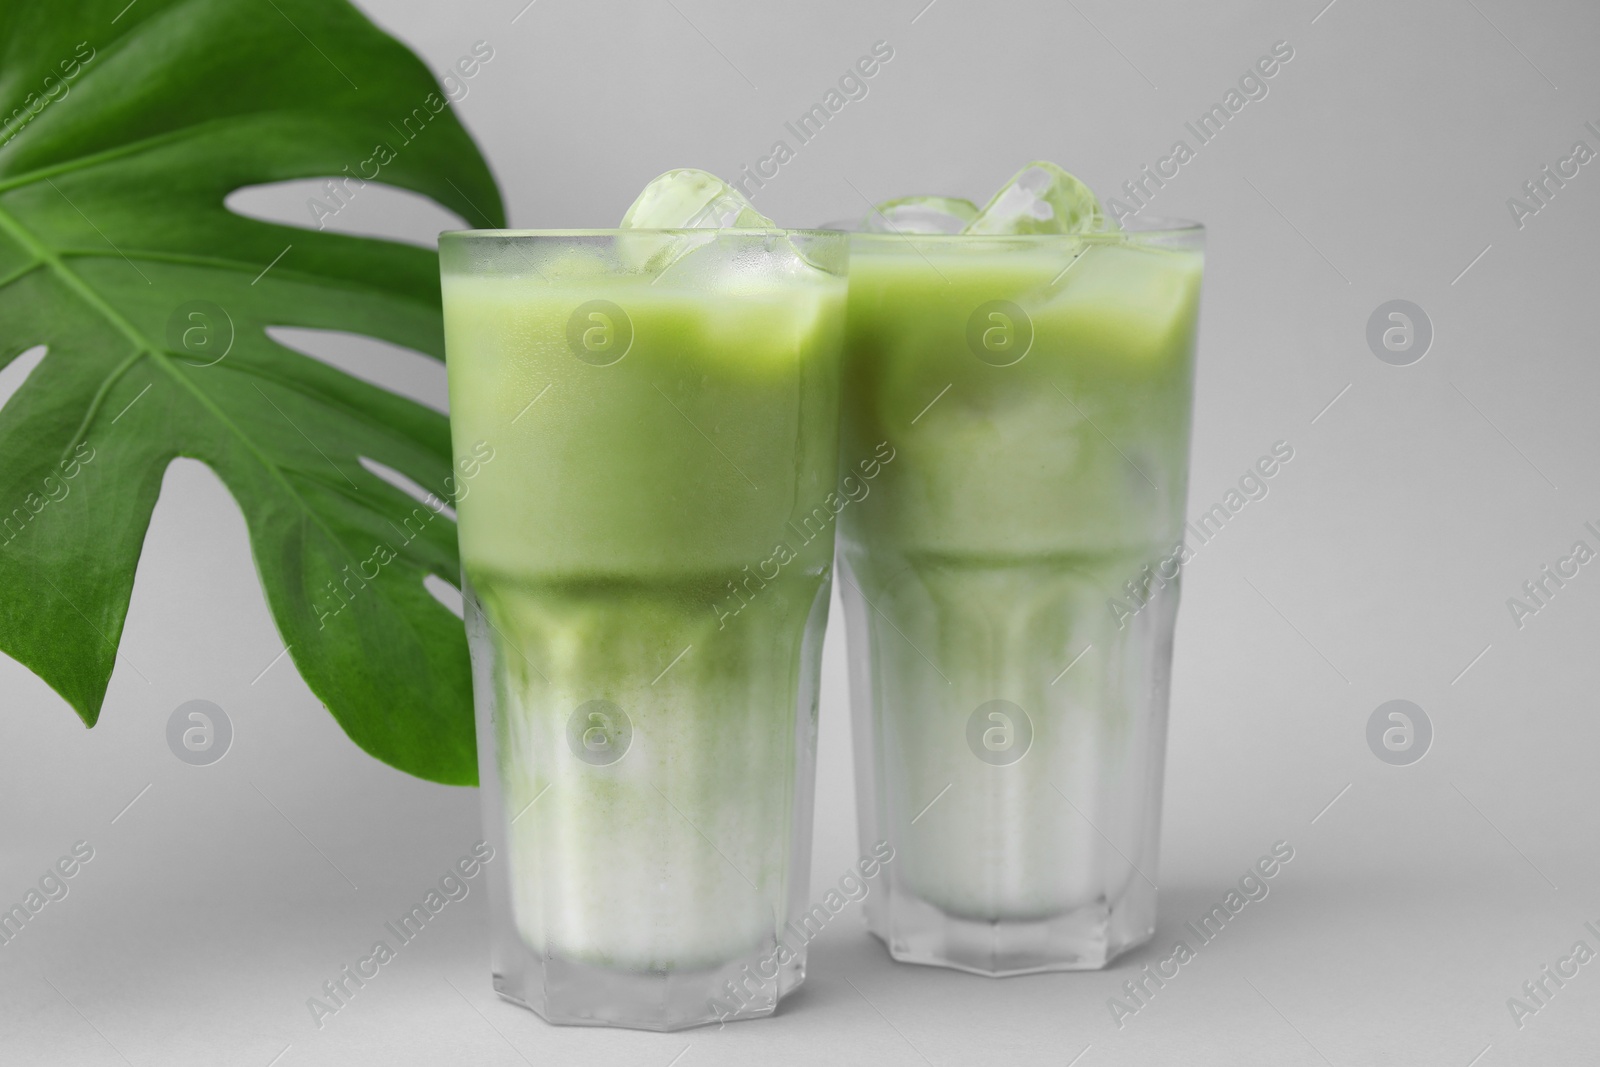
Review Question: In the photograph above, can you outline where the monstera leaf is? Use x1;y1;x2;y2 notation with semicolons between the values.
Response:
0;0;505;784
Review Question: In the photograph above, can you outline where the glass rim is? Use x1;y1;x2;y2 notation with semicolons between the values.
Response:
439;228;848;240
439;219;1202;241
843;217;1204;242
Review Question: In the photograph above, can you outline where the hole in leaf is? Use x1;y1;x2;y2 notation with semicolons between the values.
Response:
425;574;464;619
0;344;47;414
226;179;469;248
358;455;456;522
269;328;447;414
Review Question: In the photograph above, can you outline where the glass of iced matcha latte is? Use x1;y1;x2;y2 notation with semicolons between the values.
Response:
838;164;1203;974
441;171;847;1029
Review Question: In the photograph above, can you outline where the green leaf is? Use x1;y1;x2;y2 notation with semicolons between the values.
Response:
0;0;506;785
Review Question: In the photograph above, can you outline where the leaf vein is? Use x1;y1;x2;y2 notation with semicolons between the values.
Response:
0;200;374;575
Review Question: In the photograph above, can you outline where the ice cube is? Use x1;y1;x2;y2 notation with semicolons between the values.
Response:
965;162;1103;235
863;196;979;235
619;168;774;229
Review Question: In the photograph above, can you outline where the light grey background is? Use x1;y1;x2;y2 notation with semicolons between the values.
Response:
4;0;1599;1063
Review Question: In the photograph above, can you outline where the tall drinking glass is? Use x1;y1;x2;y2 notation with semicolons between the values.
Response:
838;220;1203;974
440;229;848;1029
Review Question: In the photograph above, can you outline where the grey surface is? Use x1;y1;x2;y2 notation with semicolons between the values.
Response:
4;0;1600;1063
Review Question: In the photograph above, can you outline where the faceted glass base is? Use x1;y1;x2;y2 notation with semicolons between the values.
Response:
866;879;1156;976
491;938;806;1031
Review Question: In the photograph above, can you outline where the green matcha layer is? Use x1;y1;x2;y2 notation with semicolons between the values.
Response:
442;232;845;969
444;240;843;577
839;231;1202;921
840;234;1200;559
